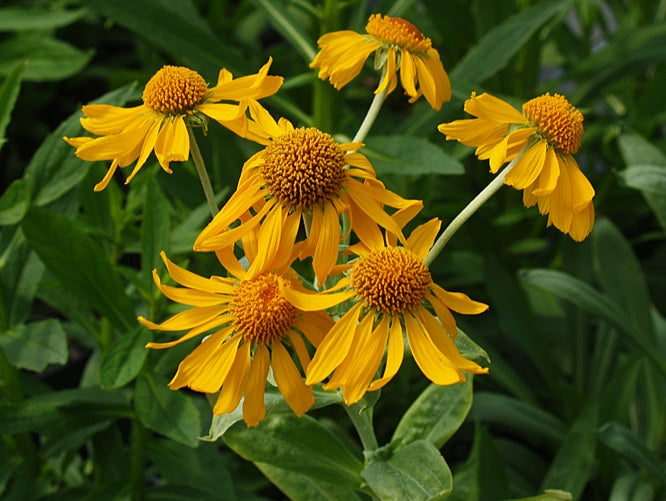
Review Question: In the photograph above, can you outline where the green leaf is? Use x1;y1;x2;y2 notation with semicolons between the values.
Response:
392;378;473;450
251;0;316;62
520;269;666;374
362;440;453;501
141;176;171;284
0;61;24;155
363;136;464;176
470;392;566;445
455;328;491;366
0;33;92;81
223;413;363;489
0;180;28;226
619;165;666;229
540;403;598;499
22;206;136;331
617;133;666;167
134;372;201;448
24;83;140;206
450;0;568;87
597;422;666;486
0;7;86;31
100;326;152;389
592;218;655;339
505;491;573;501
0;319;68;371
256;462;363;501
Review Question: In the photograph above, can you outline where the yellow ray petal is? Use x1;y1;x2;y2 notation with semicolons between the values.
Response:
139;305;227;332
368;313;404;391
153;269;230;306
430;283;489;315
505;140;548;190
243;343;270;426
324;310;374;391
271;342;314;416
312;203;341;283
214;340;251;415
532;146;560;196
406;218;441;260
294;310;335;348
144;315;231;349
281;282;354;312
160;251;233;293
154;115;189;172
568;201;595;241
93;159;120;192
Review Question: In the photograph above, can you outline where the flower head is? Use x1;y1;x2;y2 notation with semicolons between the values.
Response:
138;248;333;427
64;59;283;191
438;92;595;241
280;218;489;405
194;110;422;283
310;13;451;110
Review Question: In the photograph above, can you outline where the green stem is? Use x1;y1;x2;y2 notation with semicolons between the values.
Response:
129;418;148;501
424;154;522;266
188;127;218;217
352;88;387;144
344;400;379;452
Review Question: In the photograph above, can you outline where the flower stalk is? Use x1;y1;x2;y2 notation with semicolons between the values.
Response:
188;127;219;217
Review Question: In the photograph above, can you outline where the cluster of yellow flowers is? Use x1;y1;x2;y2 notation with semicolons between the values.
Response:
65;14;594;426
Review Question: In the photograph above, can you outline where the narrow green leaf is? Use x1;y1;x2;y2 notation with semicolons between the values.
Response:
135;372;201;448
0;401;66;435
362;440;453;501
0;7;86;31
24;83;140;206
256;462;363;501
592;218;655;339
470;392;566;445
0;180;28;226
455;328;491;366
597;422;666;486
22;206;136;331
0;319;68;372
0;33;92;81
540;403;598;499
363;136;464;176
0;61;24;154
141;176;171;284
223;413;363;489
251;0;316;62
392;378;473;450
506;491;573;501
520;269;666;374
450;0;567;85
100;326;152;389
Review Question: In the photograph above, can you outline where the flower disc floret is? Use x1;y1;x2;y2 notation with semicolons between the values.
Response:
261;127;347;208
366;13;432;53
142;66;208;114
352;247;432;314
522;93;583;155
229;273;298;344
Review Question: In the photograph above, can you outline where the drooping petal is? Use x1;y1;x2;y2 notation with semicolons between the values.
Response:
213;340;252;415
430;283;489;315
271;342;314;416
505;139;548;190
368;313;405;391
243;343;271;426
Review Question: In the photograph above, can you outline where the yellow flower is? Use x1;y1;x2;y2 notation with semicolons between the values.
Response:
194;110;422;283
438;92;595;241
281;218;489;406
64;59;283;191
310;13;451;110
138;248;333;427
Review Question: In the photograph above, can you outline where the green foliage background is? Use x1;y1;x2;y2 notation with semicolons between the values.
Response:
1;0;665;500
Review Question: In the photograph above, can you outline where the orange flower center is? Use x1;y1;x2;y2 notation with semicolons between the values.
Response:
142;66;208;114
522;93;583;155
351;247;432;314
261;127;347;208
365;14;432;54
229;273;297;344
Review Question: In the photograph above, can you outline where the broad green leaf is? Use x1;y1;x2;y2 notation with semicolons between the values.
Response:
0;400;67;435
619;165;666;229
520;269;666;374
0;33;92;81
0;319;67;371
470;392;566;445
0;7;86;31
592;218;655;339
609;472;655;501
450;0;568;86
0;61;24;155
223;413;363;489
0;180;28;226
256;462;363;501
100;326;152;389
540;403;598;499
617;133;666;167
24;83;140;206
392;378;473;450
363;136;464;176
362;440;453;501
134;372;201;448
206;385;342;441
22;207;136;331
597;422;666;486
141;176;171;284
455;328;491;366
251;0;316;62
